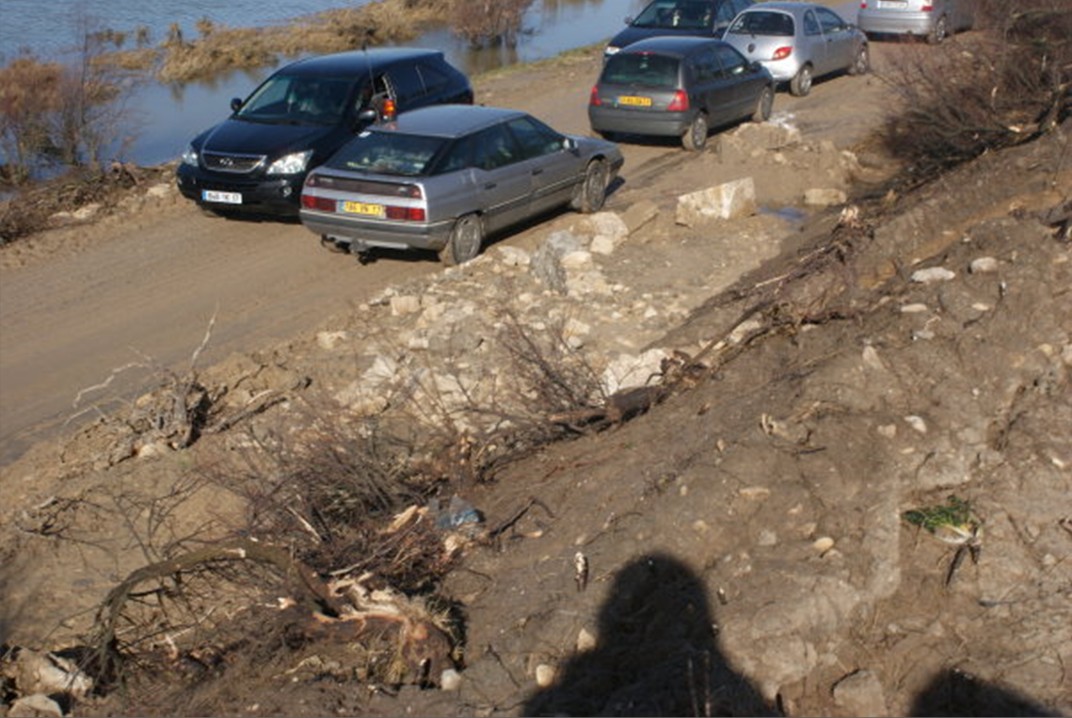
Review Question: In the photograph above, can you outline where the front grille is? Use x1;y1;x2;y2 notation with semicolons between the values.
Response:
202;151;266;173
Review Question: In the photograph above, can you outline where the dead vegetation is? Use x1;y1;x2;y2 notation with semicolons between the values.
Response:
881;0;1071;185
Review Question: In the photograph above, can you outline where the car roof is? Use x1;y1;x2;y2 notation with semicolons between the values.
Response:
279;47;444;77
373;105;528;138
612;35;729;56
737;1;820;15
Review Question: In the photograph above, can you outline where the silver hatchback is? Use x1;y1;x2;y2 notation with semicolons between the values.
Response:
299;105;624;265
858;0;974;44
723;1;869;97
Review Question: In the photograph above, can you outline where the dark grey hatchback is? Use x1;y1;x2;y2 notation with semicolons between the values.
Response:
175;48;472;218
589;36;774;151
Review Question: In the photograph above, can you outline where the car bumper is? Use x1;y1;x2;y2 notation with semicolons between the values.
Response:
299;209;454;253
175;164;305;216
858;11;934;35
759;57;804;83
588;107;691;138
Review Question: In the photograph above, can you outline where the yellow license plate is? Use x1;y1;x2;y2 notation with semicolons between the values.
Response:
617;95;652;107
340;201;385;217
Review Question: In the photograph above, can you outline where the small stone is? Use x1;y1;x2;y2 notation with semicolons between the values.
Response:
910;267;956;283
739;486;771;500
812;536;835;554
900;303;930;314
535;663;556;687
904;415;928;434
832;669;888;716
969;256;999;273
440;668;462;691
577;628;597;652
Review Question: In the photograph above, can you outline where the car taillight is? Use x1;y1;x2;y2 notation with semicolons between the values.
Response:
301;194;335;212
667;90;689;112
772;46;792;61
921;4;933;10
385;206;426;221
860;0;867;7
589;86;602;107
382;97;397;121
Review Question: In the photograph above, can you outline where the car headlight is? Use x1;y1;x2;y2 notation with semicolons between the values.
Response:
267;150;313;175
181;145;199;167
604;45;620;56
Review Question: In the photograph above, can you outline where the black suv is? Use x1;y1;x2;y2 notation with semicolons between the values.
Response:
604;0;756;58
176;48;473;218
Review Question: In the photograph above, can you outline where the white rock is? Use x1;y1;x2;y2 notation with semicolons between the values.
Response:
910;267;956;283
969;256;999;273
440;668;462;691
577;628;597;652
316;330;349;350
904;415;928;434
590;234;617;255
8;694;64;718
390;295;421;316
535;663;556;687
900;303;930;314
675;177;756;226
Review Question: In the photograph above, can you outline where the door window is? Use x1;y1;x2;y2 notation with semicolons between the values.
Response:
815;7;846;33
714;44;748;76
803;10;821;36
505;116;566;160
474;124;520;171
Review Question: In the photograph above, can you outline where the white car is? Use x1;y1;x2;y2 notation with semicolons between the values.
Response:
858;0;975;44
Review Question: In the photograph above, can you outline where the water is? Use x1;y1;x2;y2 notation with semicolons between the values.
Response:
1;0;647;167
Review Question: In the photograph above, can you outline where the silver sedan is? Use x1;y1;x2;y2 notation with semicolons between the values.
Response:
299;105;624;265
723;1;869;96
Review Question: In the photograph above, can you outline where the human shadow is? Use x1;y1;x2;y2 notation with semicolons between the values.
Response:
523;552;777;717
910;668;1063;717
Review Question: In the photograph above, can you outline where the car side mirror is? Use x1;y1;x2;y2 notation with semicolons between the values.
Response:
563;136;578;152
230;97;243;112
750;61;763;73
355;107;379;128
624;15;634;24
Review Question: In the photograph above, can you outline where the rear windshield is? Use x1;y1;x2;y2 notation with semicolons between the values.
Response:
601;53;680;88
326;130;448;177
727;11;795;36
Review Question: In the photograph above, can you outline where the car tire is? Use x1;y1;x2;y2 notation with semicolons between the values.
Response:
847;44;870;76
789;64;813;97
682;113;709;151
598;130;621;142
927;15;948;44
439;213;484;266
752;85;774;123
574;159;609;214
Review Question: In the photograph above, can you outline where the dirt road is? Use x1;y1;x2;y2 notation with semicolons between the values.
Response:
0;25;891;467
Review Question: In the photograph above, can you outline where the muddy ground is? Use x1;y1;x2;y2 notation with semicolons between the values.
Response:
1;34;1071;718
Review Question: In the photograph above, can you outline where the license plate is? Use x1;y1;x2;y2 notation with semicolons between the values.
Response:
617;95;652;107
202;190;242;204
340;201;386;217
876;0;907;6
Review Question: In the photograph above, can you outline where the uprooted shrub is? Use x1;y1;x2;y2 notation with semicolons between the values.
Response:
881;0;1071;184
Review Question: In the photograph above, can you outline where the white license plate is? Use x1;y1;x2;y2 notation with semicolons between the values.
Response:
202;190;242;204
877;0;907;6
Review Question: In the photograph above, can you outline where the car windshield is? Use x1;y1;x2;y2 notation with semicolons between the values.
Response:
326;130;448;176
727;10;795;36
236;75;355;125
633;0;714;30
601;53;680;88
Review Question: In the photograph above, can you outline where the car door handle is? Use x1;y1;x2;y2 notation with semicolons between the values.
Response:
484;182;497;190
532;169;544;176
